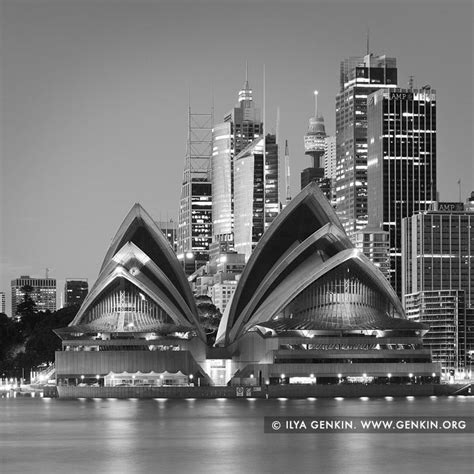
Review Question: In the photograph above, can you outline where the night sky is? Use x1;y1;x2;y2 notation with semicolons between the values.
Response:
1;0;472;311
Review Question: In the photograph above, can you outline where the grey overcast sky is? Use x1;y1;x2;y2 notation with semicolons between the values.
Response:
1;0;473;311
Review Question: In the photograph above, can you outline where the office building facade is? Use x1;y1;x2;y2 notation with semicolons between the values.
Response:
335;53;398;238
11;276;57;316
0;292;5;314
156;220;178;252
405;290;466;372
178;108;213;274
324;135;337;207
367;87;437;296
211;77;263;243
64;279;89;308
402;204;474;371
234;134;279;260
354;226;390;280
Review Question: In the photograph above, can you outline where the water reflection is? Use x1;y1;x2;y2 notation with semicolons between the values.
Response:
0;397;471;473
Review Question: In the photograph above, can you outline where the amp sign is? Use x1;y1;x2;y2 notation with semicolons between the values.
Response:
437;202;464;212
389;91;414;101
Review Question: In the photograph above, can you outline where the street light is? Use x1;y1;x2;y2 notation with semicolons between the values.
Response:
280;373;285;384
337;373;342;384
387;373;392;384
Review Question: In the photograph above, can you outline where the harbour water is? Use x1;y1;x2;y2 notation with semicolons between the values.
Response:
0;394;472;474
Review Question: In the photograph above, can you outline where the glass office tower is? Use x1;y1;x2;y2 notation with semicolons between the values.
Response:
335;53;398;238
212;77;263;244
402;204;474;372
367;87;437;297
234;134;279;260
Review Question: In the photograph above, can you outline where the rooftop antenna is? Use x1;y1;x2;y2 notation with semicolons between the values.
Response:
263;63;267;225
45;268;50;279
314;90;319;117
408;75;414;90
366;27;370;55
285;140;291;204
245;60;248;83
276;106;280;144
458;178;462;202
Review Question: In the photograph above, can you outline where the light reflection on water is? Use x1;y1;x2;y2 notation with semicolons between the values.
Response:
0;395;472;474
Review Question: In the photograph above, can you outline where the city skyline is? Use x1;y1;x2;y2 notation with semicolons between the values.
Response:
1;0;473;312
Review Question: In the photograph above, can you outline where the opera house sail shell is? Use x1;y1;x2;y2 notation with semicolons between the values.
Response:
55;204;209;386
216;183;439;384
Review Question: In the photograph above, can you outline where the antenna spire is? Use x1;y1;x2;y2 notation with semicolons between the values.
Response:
276;106;280;144
245;60;248;83
285;140;291;203
366;27;370;55
314;90;318;117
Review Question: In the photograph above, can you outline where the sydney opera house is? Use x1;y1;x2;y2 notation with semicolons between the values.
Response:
55;183;439;387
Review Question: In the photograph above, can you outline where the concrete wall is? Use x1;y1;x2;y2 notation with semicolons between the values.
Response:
54;383;470;399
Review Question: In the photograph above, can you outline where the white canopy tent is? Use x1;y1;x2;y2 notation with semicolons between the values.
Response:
104;370;189;387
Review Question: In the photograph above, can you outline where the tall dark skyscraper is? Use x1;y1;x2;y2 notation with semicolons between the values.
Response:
301;91;331;199
156;220;178;252
335;53;398;238
64;279;88;307
211;72;263;244
367;87;437;296
177;107;213;274
234;134;279;260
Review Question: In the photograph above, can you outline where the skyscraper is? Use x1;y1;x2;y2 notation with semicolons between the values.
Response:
0;292;5;314
367;87;437;296
323;135;337;181
211;73;263;243
335;53;398;238
354;226;390;281
156;220;178;252
234;134;279;260
11;275;57;316
178;107;213;274
64;279;89;307
324;135;337;207
402;203;474;372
